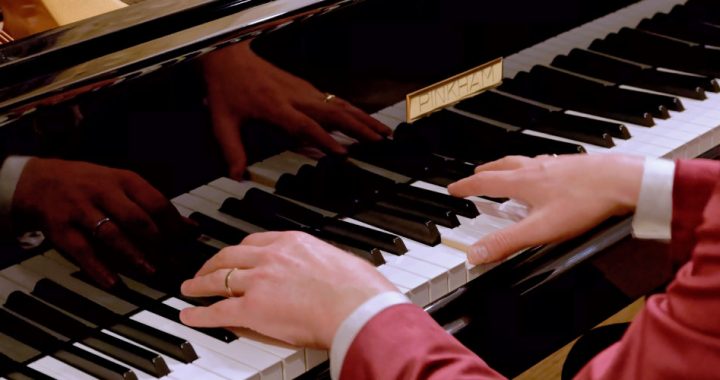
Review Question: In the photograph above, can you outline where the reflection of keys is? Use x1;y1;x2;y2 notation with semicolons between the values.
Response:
0;29;13;44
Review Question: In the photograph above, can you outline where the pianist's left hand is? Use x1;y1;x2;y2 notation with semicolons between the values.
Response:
12;158;188;288
448;154;645;265
179;231;396;348
202;41;392;180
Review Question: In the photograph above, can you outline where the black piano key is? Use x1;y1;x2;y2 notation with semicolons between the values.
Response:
351;207;441;246
0;353;53;380
456;91;623;145
245;171;440;245
531;66;672;120
189;211;249;245
328;241;386;267
222;189;425;253
589;28;720;78
293;162;461;227
348;139;476;185
220;192;323;231
108;313;198;363
394;184;480;218
392;110;585;164
4;292;170;377
375;198;459;227
0;310;136;380
314;157;480;218
33;277;236;346
321;218;407;255
638;12;720;47
669;2;720;28
501;72;655;127
552;49;710;99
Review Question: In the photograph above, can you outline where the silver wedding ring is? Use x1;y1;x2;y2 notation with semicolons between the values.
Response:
92;217;112;237
323;93;336;103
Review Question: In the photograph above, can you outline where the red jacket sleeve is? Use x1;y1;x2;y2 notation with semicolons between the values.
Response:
670;159;720;264
575;159;720;379
340;303;505;380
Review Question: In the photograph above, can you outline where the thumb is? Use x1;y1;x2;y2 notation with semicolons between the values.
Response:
466;213;550;265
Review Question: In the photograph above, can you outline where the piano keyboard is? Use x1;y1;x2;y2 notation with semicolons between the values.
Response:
4;0;720;379
374;0;720;161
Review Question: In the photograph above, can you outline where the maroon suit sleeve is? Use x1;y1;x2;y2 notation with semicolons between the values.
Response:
575;159;720;379
340;303;505;380
670;159;720;264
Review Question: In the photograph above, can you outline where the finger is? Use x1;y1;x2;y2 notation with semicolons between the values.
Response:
305;102;383;142
101;192;160;243
466;212;554;265
473;155;534;174
210;108;248;180
86;211;155;274
120;173;189;238
195;245;266;277
334;98;393;136
240;231;287;247
447;171;523;199
181;268;250;297
52;227;117;288
273;106;347;155
180;297;248;328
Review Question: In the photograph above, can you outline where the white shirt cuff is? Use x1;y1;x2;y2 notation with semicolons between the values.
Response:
0;156;32;232
631;157;675;240
330;291;410;380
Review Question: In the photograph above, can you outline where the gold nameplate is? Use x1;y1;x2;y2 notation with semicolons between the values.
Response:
406;57;503;123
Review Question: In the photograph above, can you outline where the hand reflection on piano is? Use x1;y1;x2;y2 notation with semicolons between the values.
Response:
11;158;191;287
202;41;392;180
448;154;645;265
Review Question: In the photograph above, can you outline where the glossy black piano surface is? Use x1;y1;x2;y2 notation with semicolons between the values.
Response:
2;0;715;378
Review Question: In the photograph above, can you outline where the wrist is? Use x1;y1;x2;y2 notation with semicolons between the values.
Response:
609;155;645;214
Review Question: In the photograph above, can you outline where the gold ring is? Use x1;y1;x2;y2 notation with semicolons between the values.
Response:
92;217;112;238
323;93;336;103
224;268;237;297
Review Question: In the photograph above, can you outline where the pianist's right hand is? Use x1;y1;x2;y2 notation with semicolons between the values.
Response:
11;158;187;288
448;154;645;265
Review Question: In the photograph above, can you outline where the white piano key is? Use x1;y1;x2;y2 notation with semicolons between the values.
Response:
376;265;429;306
163;298;306;380
131;311;262;380
232;329;307;380
379;251;449;302
28;356;97;380
191;185;236;205
103;329;227;380
371;112;403;130
305;349;329;370
341;218;468;289
402;240;468;291
74;342;154;380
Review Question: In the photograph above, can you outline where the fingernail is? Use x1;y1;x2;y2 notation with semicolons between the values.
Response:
468;245;489;264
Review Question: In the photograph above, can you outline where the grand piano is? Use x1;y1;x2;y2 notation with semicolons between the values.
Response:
0;0;718;378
